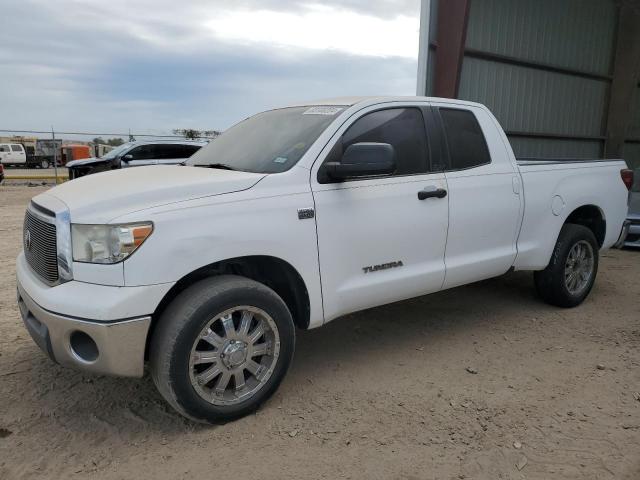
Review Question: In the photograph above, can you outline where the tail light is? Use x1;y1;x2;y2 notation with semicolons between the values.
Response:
621;169;634;190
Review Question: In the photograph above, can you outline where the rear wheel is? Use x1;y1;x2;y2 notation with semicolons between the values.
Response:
39;159;50;169
534;224;599;307
150;275;295;423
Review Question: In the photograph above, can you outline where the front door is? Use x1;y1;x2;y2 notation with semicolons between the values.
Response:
121;144;159;168
311;105;449;322
0;144;10;164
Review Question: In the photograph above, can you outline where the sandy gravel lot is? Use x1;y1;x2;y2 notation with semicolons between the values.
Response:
1;184;639;480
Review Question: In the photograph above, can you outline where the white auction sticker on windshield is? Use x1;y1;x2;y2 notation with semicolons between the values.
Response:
303;106;343;116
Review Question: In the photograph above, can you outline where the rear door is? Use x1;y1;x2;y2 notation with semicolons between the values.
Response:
433;104;522;288
311;103;449;322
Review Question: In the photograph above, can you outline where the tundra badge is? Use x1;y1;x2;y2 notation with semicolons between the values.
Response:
297;208;315;220
362;261;404;274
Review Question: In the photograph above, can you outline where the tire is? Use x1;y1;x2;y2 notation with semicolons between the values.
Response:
534;224;599;308
150;275;295;423
40;159;50;169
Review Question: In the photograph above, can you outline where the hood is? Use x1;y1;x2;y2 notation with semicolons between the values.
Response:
34;165;266;223
66;157;107;168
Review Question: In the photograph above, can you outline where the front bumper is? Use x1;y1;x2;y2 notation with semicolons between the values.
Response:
17;283;151;377
16;253;173;377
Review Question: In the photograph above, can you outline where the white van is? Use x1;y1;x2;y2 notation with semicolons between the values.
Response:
0;143;27;166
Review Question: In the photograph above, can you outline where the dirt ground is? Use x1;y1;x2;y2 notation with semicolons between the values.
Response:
1;184;639;480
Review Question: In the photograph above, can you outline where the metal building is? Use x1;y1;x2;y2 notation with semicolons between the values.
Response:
418;0;640;169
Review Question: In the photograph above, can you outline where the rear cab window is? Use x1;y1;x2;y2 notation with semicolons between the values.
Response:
438;108;491;170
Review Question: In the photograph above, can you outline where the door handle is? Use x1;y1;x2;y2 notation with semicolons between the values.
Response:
417;188;447;200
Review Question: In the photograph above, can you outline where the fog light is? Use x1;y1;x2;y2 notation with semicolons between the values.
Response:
69;331;99;362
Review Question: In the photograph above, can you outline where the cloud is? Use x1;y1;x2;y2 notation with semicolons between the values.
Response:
0;0;420;136
205;4;418;58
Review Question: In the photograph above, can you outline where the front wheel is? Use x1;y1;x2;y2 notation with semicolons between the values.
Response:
150;275;295;423
534;224;599;308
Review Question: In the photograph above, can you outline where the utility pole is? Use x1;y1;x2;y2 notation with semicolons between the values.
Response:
51;126;59;184
416;0;431;96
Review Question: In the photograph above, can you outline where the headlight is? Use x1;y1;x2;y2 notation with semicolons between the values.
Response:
71;223;153;264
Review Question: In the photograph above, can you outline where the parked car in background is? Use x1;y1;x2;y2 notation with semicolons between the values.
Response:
0;143;27;166
66;140;206;179
624;168;640;248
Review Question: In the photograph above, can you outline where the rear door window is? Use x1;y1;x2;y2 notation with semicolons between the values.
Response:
152;144;176;160
11;144;23;152
178;144;201;158
157;144;201;159
439;108;491;170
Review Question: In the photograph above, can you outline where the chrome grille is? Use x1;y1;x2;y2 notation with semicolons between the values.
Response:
24;208;59;284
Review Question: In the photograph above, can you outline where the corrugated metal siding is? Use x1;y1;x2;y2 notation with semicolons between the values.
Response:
459;57;608;136
466;0;617;75
622;87;640;169
510;137;602;159
623;143;640;170
457;0;618;160
628;87;640;139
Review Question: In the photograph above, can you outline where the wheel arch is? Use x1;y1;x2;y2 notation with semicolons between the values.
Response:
563;204;606;247
145;255;311;358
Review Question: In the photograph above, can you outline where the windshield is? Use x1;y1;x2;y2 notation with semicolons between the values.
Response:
187;106;344;173
102;142;133;160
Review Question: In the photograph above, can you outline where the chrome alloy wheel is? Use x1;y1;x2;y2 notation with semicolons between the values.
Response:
564;240;594;295
189;306;281;406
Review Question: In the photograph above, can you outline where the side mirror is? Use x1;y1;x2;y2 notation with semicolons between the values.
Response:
325;142;396;181
122;154;133;162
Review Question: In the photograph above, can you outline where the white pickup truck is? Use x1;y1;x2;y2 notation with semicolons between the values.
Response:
0;143;27;166
16;97;632;423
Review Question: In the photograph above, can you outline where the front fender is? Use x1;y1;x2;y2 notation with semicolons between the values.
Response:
118;183;324;327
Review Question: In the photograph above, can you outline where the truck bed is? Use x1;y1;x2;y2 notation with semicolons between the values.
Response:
516;158;626;166
513;157;628;270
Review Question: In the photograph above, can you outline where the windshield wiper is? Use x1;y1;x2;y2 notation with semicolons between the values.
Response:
194;163;236;171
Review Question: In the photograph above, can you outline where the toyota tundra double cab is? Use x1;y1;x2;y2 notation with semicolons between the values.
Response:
16;97;632;423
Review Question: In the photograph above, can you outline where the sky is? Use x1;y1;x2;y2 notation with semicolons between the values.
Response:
0;0;421;138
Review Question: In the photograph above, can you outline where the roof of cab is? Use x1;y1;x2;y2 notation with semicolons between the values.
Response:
286;96;487;110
